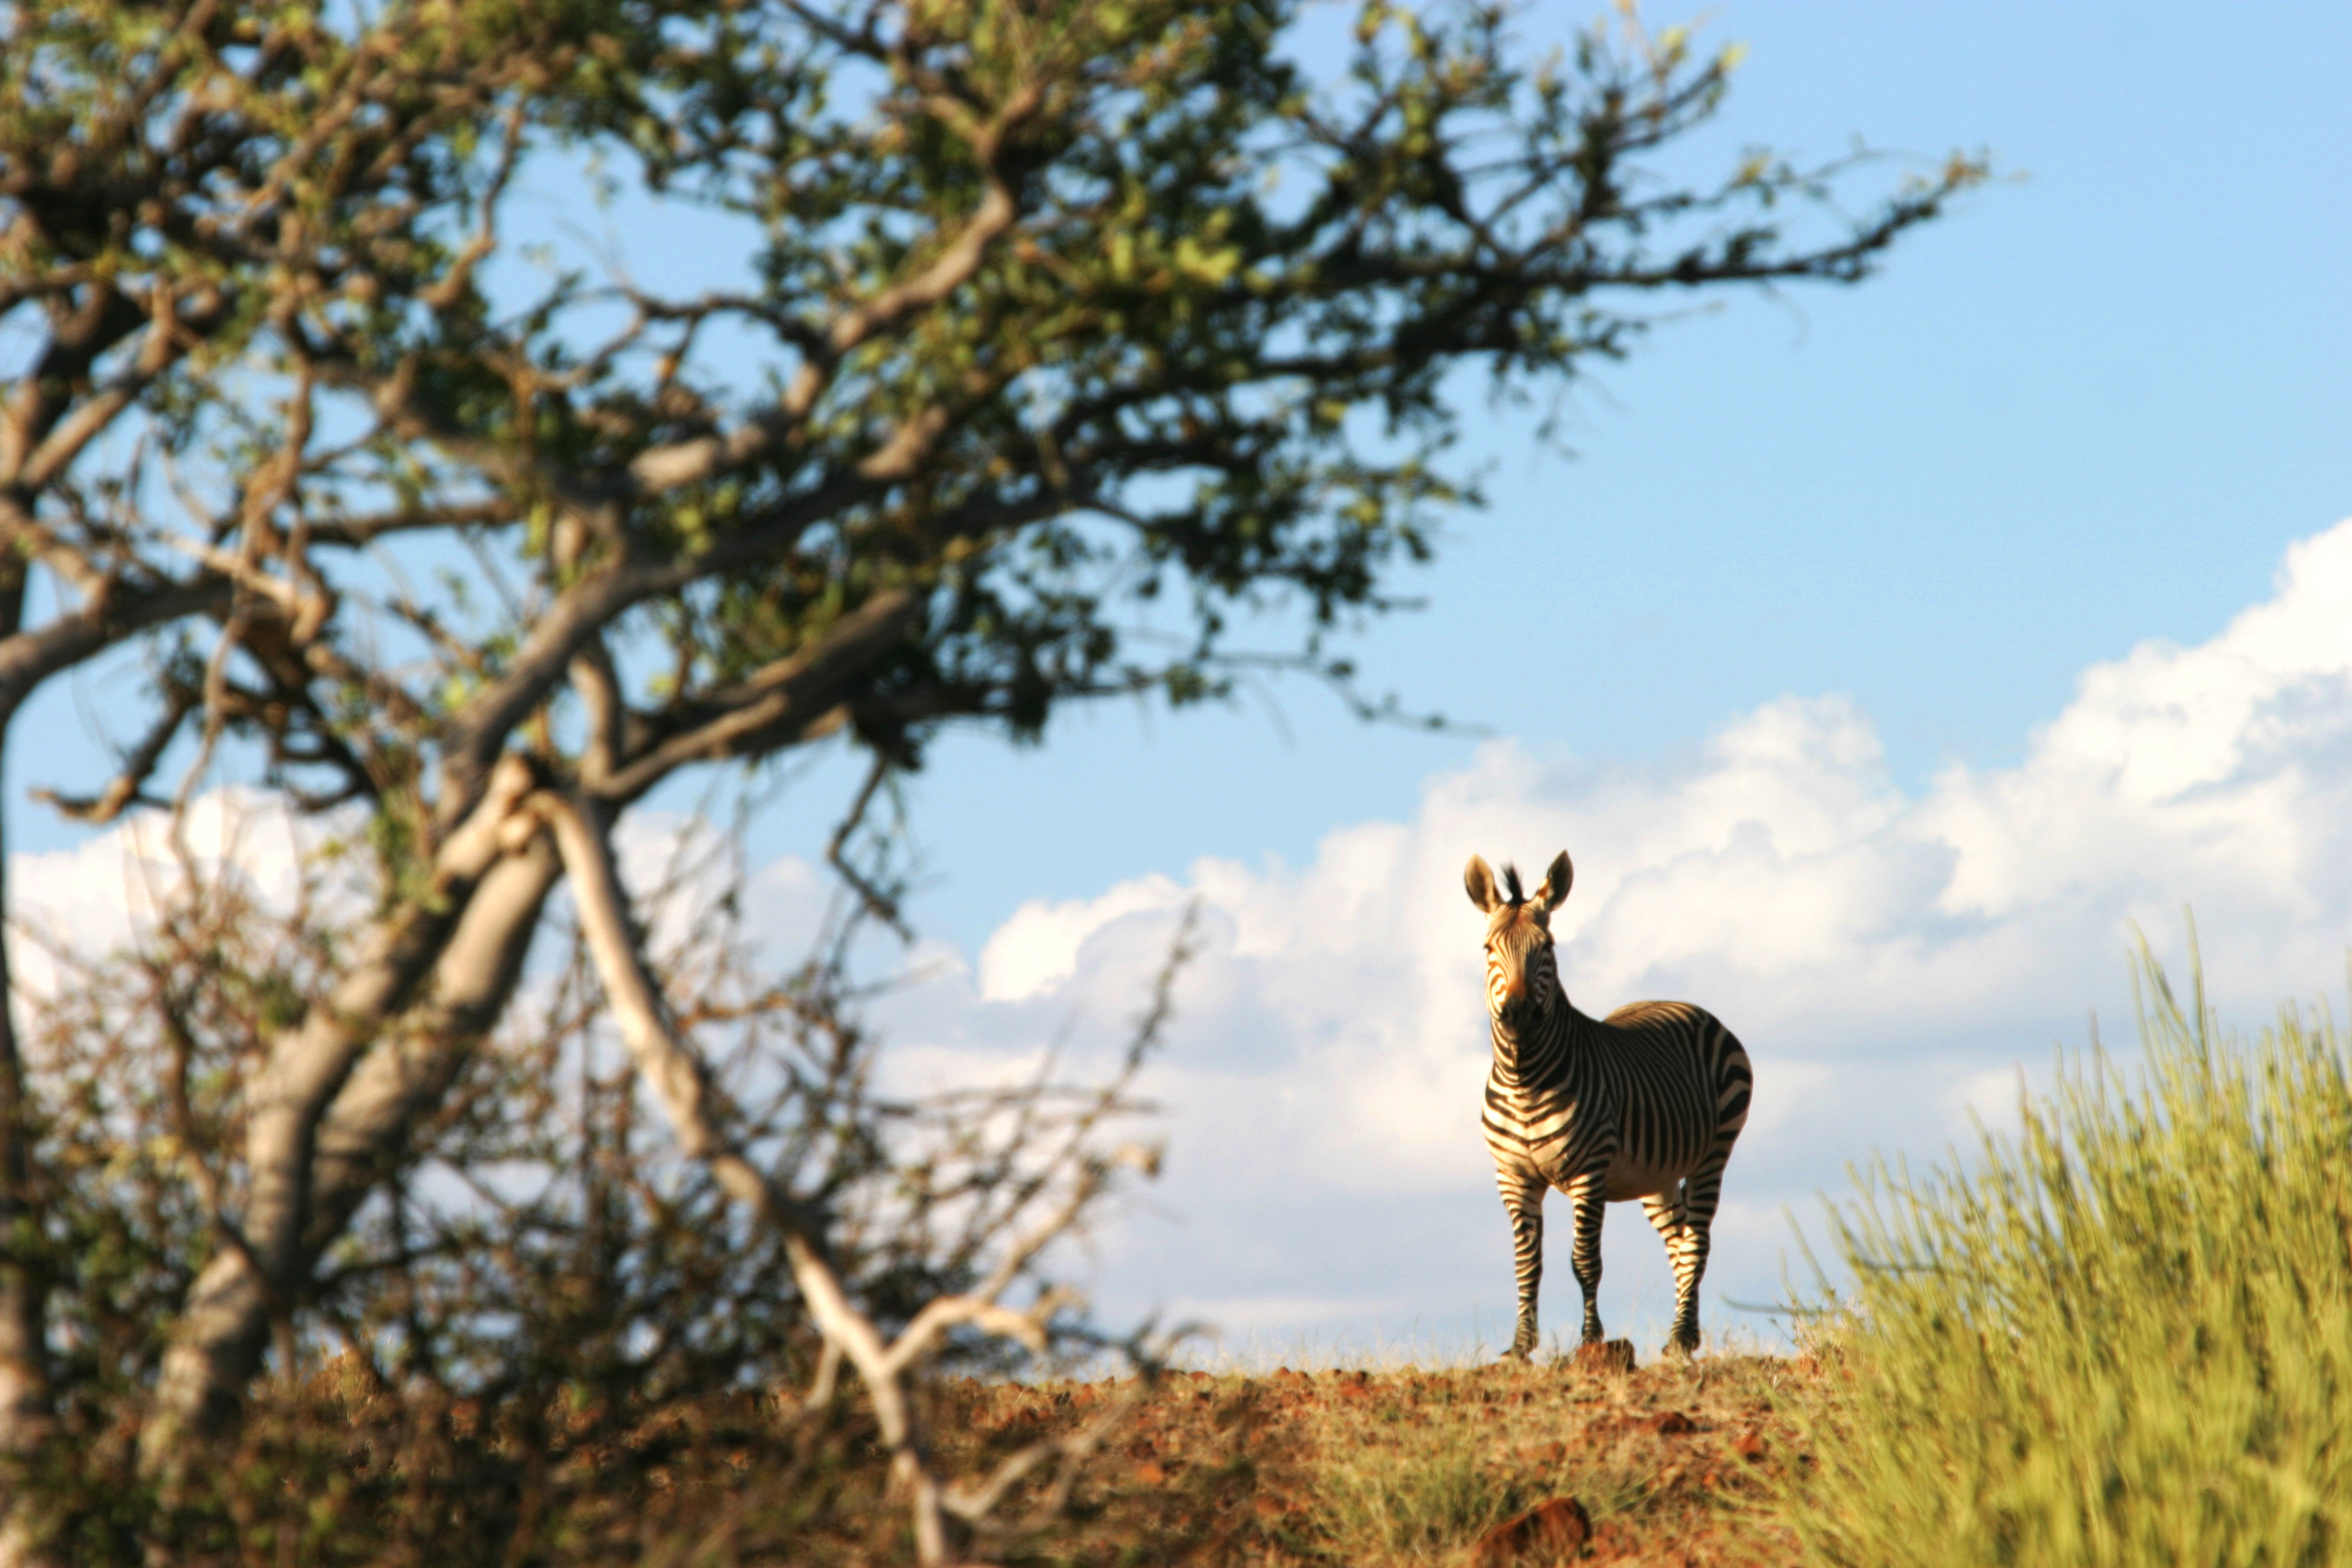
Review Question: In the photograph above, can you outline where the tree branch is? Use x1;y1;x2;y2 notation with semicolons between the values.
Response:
139;753;542;1478
593;585;923;804
547;791;1131;1566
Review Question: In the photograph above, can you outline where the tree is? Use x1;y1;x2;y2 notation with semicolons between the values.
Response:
0;0;1978;1557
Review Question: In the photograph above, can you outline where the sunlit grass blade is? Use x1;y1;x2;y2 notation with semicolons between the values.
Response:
1778;936;2352;1567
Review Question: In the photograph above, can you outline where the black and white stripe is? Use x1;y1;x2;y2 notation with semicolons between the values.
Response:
1466;850;1753;1357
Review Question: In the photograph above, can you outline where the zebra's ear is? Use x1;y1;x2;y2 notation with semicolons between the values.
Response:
1535;850;1573;911
1464;854;1501;913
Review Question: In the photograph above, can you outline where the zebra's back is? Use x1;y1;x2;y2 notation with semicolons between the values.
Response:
1484;1000;1749;1199
1591;1001;1749;1198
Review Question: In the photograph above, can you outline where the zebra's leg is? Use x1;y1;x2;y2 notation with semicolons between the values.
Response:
1566;1170;1609;1344
1668;1151;1733;1353
1498;1169;1547;1360
1643;1184;1700;1357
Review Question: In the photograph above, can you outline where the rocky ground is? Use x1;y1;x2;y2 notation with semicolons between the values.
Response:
928;1348;1823;1566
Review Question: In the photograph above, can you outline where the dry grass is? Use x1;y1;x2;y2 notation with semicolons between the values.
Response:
923;1349;1819;1566
10;1345;1818;1565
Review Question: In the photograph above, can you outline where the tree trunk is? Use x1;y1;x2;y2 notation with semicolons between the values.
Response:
303;835;561;1254
0;768;47;1455
138;766;550;1481
0;563;54;1568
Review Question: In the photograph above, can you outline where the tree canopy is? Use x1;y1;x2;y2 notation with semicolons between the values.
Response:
0;0;1978;1555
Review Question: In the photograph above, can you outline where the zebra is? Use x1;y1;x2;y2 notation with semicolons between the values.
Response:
1466;850;1753;1358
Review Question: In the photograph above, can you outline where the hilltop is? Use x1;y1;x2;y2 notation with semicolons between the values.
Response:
914;1351;1815;1566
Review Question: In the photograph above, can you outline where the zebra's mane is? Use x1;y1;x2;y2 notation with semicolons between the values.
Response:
1499;863;1525;907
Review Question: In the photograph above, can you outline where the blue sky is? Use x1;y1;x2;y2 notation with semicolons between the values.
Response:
826;0;2352;1352
838;0;2352;955
14;2;2351;1359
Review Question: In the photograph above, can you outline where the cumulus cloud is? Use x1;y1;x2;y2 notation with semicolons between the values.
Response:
877;518;2352;1352
8;789;330;996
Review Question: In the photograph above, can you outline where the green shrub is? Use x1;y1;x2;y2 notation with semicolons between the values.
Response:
1782;939;2352;1567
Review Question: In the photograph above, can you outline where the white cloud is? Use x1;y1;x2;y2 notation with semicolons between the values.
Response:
8;789;331;996
977;873;1191;1002
877;518;2352;1354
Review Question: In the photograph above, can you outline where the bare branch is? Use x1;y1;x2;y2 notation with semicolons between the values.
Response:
31;688;195;825
825;750;912;940
546;792;1161;1566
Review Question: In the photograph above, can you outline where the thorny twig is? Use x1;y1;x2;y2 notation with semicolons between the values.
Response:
547;792;1181;1565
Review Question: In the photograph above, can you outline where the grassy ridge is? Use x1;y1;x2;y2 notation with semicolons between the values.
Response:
928;1353;1806;1565
131;1347;1818;1565
1779;946;2352;1566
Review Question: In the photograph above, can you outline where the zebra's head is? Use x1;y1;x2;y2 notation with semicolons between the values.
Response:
1465;850;1573;1034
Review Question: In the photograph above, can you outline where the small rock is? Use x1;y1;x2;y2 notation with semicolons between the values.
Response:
1733;1427;1768;1462
1647;1409;1696;1436
1792;1353;1822;1377
1134;1459;1167;1486
1570;1338;1637;1375
1470;1496;1592;1567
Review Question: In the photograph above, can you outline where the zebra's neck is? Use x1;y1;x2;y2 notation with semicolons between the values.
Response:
1488;991;1588;1089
